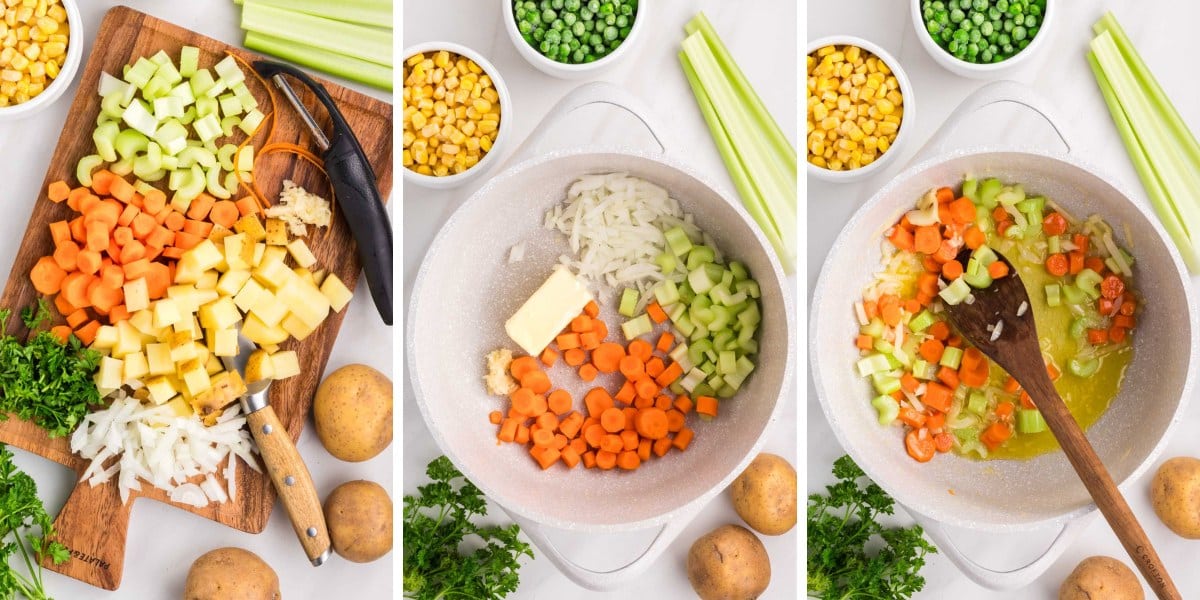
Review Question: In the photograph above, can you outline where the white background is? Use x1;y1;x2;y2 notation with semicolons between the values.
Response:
808;1;1200;598
3;1;394;598
402;1;798;598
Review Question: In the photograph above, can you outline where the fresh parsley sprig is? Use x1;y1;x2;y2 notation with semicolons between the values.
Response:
403;456;533;600
807;455;936;600
0;443;70;600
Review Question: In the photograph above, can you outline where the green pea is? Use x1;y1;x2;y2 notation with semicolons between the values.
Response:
551;0;563;8
969;29;981;43
971;12;984;26
950;8;965;22
972;0;987;10
1024;14;1037;27
980;21;993;36
518;20;533;34
1013;25;1026;41
546;29;561;43
603;25;618;41
981;48;993;62
542;8;556;21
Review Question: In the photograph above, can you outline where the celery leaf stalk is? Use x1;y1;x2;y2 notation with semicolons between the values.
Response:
241;2;392;68
240;0;391;28
244;31;393;91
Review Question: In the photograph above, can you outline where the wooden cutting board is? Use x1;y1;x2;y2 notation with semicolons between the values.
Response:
0;6;392;590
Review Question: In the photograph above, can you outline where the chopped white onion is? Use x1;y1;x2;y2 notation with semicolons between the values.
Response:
508;242;526;264
1017;301;1028;317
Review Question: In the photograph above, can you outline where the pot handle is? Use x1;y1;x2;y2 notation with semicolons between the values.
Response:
912;80;1072;163
503;81;668;168
503;500;700;591
909;508;1096;590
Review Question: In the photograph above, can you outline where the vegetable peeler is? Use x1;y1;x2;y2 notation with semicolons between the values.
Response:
252;60;393;325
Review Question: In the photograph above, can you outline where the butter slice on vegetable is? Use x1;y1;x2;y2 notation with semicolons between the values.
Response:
505;268;592;356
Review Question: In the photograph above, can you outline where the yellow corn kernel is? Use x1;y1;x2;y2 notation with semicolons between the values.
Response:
878;137;891;152
877;98;895;115
809;155;827;168
819;116;838;131
480;135;492;152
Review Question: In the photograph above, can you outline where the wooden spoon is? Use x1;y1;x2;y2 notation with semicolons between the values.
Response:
941;248;1179;600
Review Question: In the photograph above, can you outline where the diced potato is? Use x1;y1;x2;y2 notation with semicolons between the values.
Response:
244;348;274;382
92;325;119;349
164;395;193;417
320;274;354;313
208;224;233;243
124;277;150;312
187;239;224;271
269;350;300;380
166;284;199;313
199;297;240;330
173;255;204;284
153;299;183;329
224;233;252;270
96;356;123;391
233;278;266;313
242;313;288;346
180;358;212;396
251;242;266;267
205;355;224;375
277;278;330;328
249;291;287;327
281;313;315;341
173;313;199;340
286;238;317;268
253;259;292;290
216;269;251;296
235;214;267;242
196;270;219;290
293;267;316;286
265;218;289;246
169;337;198;363
311;269;328;286
115;320;142;358
129;309;157;336
261;245;288;269
209;328;238;357
123;351;148;383
145;375;177;405
146;343;173;375
260;343;280;354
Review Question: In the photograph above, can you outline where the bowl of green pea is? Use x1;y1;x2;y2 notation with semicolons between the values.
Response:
912;0;1054;78
505;0;645;79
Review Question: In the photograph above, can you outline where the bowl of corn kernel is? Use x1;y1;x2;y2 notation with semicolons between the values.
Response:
0;0;81;121
806;36;914;183
402;43;512;189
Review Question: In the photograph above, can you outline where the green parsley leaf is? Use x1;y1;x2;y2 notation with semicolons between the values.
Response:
807;455;936;599
403;456;533;600
0;443;70;600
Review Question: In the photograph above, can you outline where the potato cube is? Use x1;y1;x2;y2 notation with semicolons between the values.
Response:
96;356;123;391
199;297;241;330
251;242;266;267
262;245;288;266
235;214;267;242
169;338;197;363
114;320;142;358
145;375;177;405
173;256;203;284
285;238;317;268
209;328;238;357
233;278;266;313
260;343;280;354
146;343;173;375
293;268;315;285
129;309;156;336
196;270;219;290
152;299;183;329
244;349;274;382
281;313;315;341
216;269;251;297
180;359;212;396
265;218;289;246
224;233;251;270
205;355;224;375
173;313;199;340
192;341;211;367
166;284;198;313
92;325;119;349
123;351;148;382
269;350;300;380
124;277;150;312
320;274;353;313
164;395;193;417
277;278;330;328
187;239;224;272
253;259;293;290
249;291;287;327
208;224;233;243
242;314;288;346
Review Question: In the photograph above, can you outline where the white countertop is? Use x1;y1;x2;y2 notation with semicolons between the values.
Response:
808;1;1200;598
2;2;394;598
402;1;797;598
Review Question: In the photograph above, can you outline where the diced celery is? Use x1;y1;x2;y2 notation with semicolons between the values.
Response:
236;146;255;172
963;268;993;290
196;96;218;118
179;107;197;125
681;367;705;393
706;373;726;391
962;178;979;201
114;129;148;160
664;226;693;256
872;395;900;425
219;94;243;118
174;164;206;204
122;100;158;137
204;79;229;99
711;328;734;351
699;361;715;376
1062;285;1088;306
653;280;680;306
716;385;737;399
193;114;223;142
1017;409;1047;434
686;245;716;270
93;122;120;162
110;158;133;176
1069;317;1089;339
739;338;758;354
153;96;185;121
974;245;999;266
76;155;104;187
1047;235;1061;254
1069;357;1100;377
690;339;715;367
190;69;216;97
734;279;760;299
155;60;183;85
206;166;232;199
161;156;179;171
873;338;894;354
668;302;687;324
940;346;963;369
618;288;639;317
1075;269;1103;299
872;373;901;396
217;144;238;171
240;109;265;135
856;353;892;377
213;55;247;86
674;313;696;337
178;146;217;169
693;382;715;398
221;116;242;137
655;252;677;275
133;158;164;182
180;46;200;78
149;50;172;66
978;178;1003;208
967;391;988;415
860;317;885;338
688;266;718;294
939;278;972;305
908;310;936;333
621;314;653;340
1045;284;1062;307
224;172;241;195
125;57;158;88
669;381;686;395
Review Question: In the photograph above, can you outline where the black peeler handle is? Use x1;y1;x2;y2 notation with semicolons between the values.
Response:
252;61;393;325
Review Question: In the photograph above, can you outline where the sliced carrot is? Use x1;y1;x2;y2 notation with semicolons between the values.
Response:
696;396;718;418
654;394;673;411
914;226;941;254
579;331;601;350
520;370;551;394
949;198;975;224
645;302;668;324
595;450;617;470
922;382;953;413
652;437;673;457
665;409;685;433
619;430;639;451
855;334;873;350
54;293;77;317
673;427;694;451
540;347;559;367
615;380;636;403
1068;251;1084;275
100;264;124;289
532;446;560;470
1087;328;1109;345
119;240;146;265
186;193;216;220
171;230;200;250
76;249;102;275
583;300;600;318
48;325;71;343
144;262;170;299
130;212;156;239
963;226;986;250
561;446;581;469
1100;275;1125;300
48;220;71;245
599;434;623;454
583;451;597;468
74;320;101;345
584;387;614;418
510;356;540;380
644;357;665;379
906;428;935;462
570;314;593;333
163;211;186;231
655;361;683;387
48;180;71;202
628;339;653;362
600;407;625;433
887;226;915;251
107;176;135;203
656;332;675;354
616;450;641;470
1042;212;1068;235
918;338;945;363
674;395;693;414
77;193;100;214
1045;253;1069;277
531;426;555;448
556;333;581;350
942;260;963;280
564;348;587;366
619;355;645;380
30;257;67;295
637;438;651;461
898;406;925;428
594;319;609;341
578;363;598;382
634;378;658;401
209;201;240;229
936;366;959;389
592;342;625;373
634;408;669;439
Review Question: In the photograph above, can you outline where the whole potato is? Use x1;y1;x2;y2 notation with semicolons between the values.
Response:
325;479;393;563
687;524;770;600
730;453;797;535
313;364;393;461
184;547;279;600
1059;556;1143;600
1149;456;1200;539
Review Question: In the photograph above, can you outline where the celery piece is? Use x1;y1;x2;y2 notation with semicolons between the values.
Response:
1017;409;1048;434
241;0;391;28
149;50;171;67
909;310;936;333
154;60;183;86
860;318;885;338
190;69;216;97
871;373;901;396
161;156;178;171
962;178;979;202
680;368;705;393
973;245;998;266
221;116;242;138
938;278;972;305
114;128;149;161
76;155;103;187
1045;284;1063;307
706;373;726;392
218;144;238;171
242;31;392;91
142;77;172;102
204;79;229;99
224;172;241;195
967;392;988;416
978;178;1003;208
940;346;963;370
654;280;680;306
674;313;696;337
1069;357;1101;378
622;314;652;340
663;226;693;257
734;279;760;299
686;245;716;270
101;92;125;119
206;166;232;199
219;94;243;118
232;83;259;111
241;3;392;68
239;109;265;135
93;122;120;162
133;180;156;195
133;158;164;183
728;261;748;281
175;165;207;204
688;265;716;294
168;169;186;191
667;302;687;324
154;96;185;121
872;338;894;355
698;361;715;377
872;395;900;426
213;55;246;87
1075;269;1103;299
856;354;892;377
196;96;218;118
1062;285;1088;306
618;288;639;317
963;269;993;290
110;158;134;177
1047;234;1061;254
180;46;200;78
178;146;216;170
125;57;158;88
122;101;158;137
179;107;197;126
193;114;223;143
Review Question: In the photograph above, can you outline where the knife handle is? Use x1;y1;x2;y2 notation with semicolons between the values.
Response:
326;133;393;325
246;406;331;566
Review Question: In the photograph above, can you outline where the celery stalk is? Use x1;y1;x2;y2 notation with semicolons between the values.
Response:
243;31;392;91
240;2;392;68
240;0;391;29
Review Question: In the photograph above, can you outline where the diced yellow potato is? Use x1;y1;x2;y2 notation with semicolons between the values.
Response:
192;341;211;367
244;348;274;382
129;309;156;336
251;242;266;267
269;350;300;380
96;356;123;391
249;291;287;327
205;355;224;375
265;218;289;246
188;239;224;272
198;297;240;331
173;255;204;284
164;395;193;417
311;269;327;286
114;320;142;358
170;338;198;363
260;343;280;354
242;313;288;346
153;299;183;329
235;214;267;242
124;277;150;312
286;238;317;268
277;278;330;328
166;284;198;313
173;314;199;340
92;325;119;349
320;273;354;313
180;358;212;396
224;232;251;270
146;342;173;375
123;351;148;382
233;278;266;313
253;259;293;290
209;328;238;357
216;269;251;296
145;375;177;405
208;224;234;243
281;313;315;341
196;270;219;290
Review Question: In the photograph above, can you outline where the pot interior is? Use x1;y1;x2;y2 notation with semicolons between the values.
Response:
411;151;791;530
812;150;1194;529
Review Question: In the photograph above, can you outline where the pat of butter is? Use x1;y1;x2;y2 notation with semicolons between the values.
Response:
505;268;593;356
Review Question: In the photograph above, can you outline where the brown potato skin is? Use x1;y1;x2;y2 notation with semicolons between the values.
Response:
325;479;394;563
1150;456;1200;539
184;547;280;600
1059;556;1144;600
730;453;797;536
686;524;770;600
313;364;393;462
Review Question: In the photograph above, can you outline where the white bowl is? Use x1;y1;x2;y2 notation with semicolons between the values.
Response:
502;0;647;79
806;36;916;184
910;0;1055;79
0;0;83;122
401;42;513;190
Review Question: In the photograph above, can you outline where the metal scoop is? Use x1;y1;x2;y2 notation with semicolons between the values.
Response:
222;334;331;566
251;60;393;325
